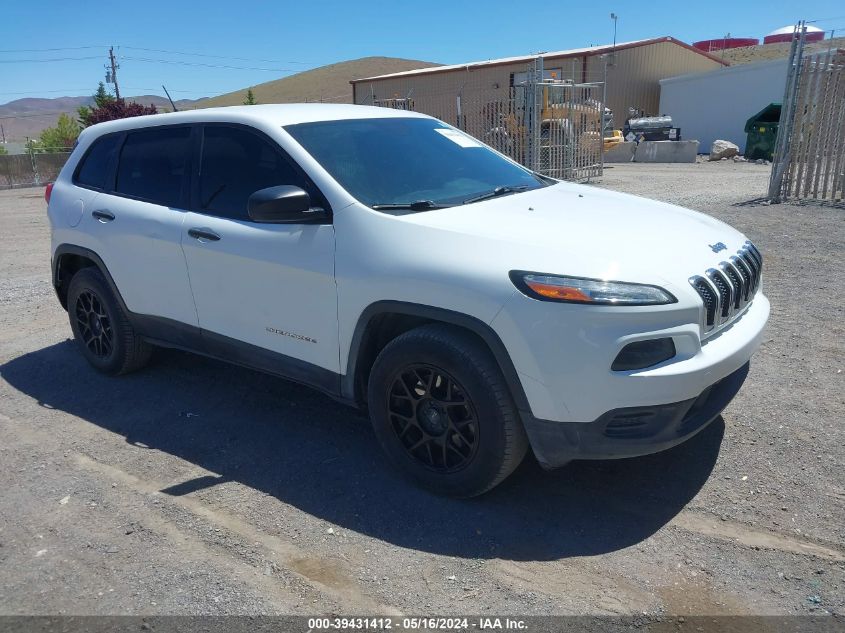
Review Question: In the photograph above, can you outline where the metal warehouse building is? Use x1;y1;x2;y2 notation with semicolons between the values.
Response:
351;37;726;128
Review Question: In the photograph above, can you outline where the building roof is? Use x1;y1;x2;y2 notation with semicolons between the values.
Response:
659;56;789;86
350;37;728;83
659;47;843;87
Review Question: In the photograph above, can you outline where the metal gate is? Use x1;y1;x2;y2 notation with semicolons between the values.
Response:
768;23;845;202
528;79;604;181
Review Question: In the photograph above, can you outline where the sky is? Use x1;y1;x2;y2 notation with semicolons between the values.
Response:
2;0;844;103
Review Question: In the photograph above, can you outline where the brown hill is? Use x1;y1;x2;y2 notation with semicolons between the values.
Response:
197;56;439;108
0;95;203;143
714;36;845;65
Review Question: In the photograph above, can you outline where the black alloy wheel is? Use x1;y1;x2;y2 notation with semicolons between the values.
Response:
74;289;114;359
387;364;479;472
367;323;528;497
66;267;152;375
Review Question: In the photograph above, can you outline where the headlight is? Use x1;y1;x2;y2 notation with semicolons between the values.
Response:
510;271;676;306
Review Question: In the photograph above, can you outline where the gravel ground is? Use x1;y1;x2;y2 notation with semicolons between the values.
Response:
0;162;843;617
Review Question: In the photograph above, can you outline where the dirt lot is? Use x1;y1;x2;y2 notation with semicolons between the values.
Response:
0;161;843;617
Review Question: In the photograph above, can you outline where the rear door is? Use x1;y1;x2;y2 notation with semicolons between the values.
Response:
85;125;199;329
180;124;338;374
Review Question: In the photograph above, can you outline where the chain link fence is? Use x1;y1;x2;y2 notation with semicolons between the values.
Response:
364;60;605;182
0;150;72;190
769;25;845;202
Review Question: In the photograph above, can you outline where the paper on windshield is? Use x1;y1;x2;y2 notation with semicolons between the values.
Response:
434;128;484;148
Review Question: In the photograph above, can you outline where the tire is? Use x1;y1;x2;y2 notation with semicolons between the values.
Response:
367;323;528;497
66;267;152;375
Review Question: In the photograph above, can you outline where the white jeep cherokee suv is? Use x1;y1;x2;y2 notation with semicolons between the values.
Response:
47;104;769;497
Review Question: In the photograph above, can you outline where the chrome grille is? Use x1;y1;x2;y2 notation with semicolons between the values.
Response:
689;241;762;333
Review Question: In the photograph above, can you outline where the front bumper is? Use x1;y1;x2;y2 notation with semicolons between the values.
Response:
523;361;749;468
492;290;769;423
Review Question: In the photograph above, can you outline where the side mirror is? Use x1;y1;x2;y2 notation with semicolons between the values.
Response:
247;185;327;224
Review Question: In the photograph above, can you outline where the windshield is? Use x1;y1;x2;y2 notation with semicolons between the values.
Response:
285;117;547;211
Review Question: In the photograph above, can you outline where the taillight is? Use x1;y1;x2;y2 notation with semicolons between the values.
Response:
45;182;54;204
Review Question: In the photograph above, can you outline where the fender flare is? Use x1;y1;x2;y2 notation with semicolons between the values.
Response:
342;300;531;415
52;243;130;313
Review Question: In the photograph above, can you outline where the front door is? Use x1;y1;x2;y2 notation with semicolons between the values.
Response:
179;124;338;375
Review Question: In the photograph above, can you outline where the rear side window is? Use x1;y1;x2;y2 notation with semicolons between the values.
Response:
198;126;307;221
75;134;121;190
115;127;191;207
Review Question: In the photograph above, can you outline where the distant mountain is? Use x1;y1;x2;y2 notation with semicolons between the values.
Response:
197;56;439;108
0;56;438;144
0;95;205;143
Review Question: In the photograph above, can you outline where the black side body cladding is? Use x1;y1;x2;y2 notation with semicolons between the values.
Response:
341;300;533;415
52;244;341;400
53;248;521;411
53;254;529;414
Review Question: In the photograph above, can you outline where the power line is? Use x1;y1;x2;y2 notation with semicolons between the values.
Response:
120;46;313;65
806;15;845;23
0;44;316;65
121;55;303;72
0;88;96;95
0;86;214;98
0;56;102;64
123;87;211;93
0;45;107;53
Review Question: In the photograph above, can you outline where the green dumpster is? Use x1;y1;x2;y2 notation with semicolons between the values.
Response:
744;103;781;161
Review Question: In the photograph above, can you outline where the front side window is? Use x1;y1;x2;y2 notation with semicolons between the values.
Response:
115;127;191;207
285;117;546;210
198;126;305;221
74;134;121;190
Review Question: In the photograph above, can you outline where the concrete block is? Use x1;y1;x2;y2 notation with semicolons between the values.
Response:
603;142;636;163
634;140;699;163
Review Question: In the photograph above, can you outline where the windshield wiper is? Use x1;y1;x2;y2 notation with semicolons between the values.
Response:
462;185;530;205
371;200;450;211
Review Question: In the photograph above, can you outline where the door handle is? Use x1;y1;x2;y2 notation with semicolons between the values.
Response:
188;227;221;242
92;209;115;222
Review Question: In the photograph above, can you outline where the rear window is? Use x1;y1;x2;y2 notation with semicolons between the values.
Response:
74;134;121;190
115;127;191;207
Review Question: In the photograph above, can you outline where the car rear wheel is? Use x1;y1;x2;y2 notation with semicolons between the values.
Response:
67;268;152;375
367;323;527;497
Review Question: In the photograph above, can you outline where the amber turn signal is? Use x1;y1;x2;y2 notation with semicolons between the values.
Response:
524;279;591;302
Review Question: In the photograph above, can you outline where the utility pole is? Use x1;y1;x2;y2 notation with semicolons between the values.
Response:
610;13;618;65
108;46;121;99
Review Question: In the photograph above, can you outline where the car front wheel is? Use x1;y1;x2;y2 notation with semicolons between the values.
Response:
367;323;528;497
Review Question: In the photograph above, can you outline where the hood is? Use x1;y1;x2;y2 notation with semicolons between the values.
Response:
397;182;749;289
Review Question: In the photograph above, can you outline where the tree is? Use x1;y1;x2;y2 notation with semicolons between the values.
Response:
0;145;7;156
36;113;80;152
93;82;115;108
243;88;257;105
79;97;158;127
77;82;115;124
